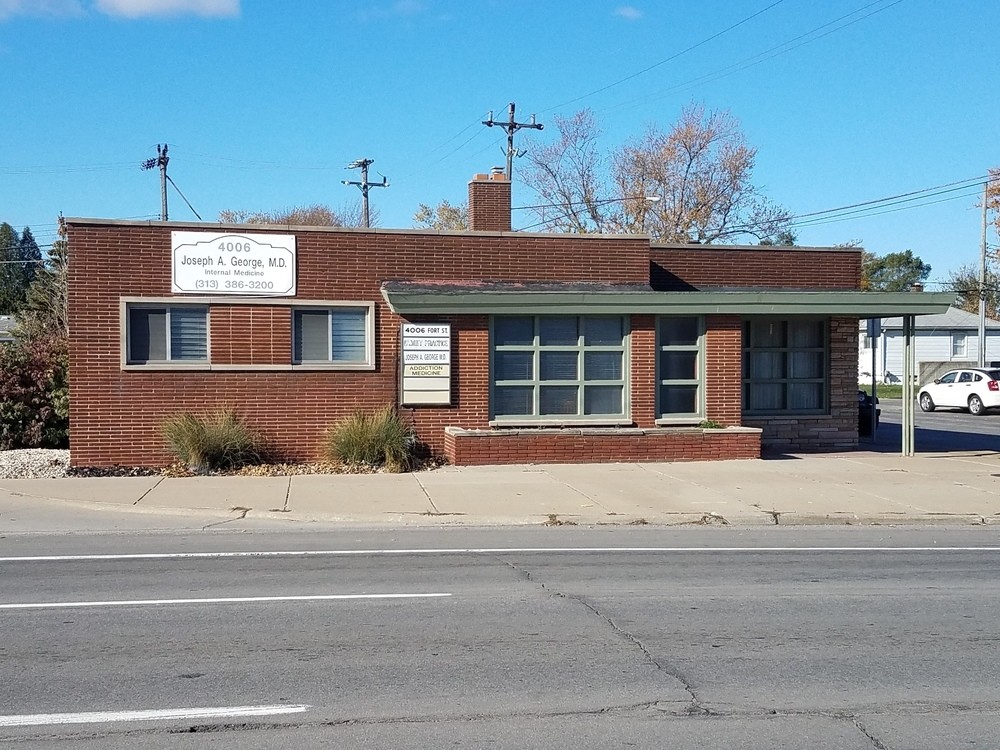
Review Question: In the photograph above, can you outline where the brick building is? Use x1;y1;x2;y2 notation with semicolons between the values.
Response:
66;172;952;467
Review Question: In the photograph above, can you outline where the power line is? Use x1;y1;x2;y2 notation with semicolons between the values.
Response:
166;175;202;221
542;0;787;114
604;0;905;117
512;174;999;235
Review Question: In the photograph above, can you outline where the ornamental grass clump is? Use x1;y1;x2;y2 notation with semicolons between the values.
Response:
324;405;415;473
161;408;263;473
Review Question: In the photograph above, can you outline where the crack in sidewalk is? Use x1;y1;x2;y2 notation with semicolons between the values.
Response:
132;476;164;506
412;473;440;514
501;558;711;716
853;717;893;750
201;506;250;530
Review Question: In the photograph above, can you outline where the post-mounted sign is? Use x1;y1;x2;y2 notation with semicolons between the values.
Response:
171;231;296;296
400;323;451;405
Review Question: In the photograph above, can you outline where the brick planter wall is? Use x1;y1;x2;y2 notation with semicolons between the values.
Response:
444;426;762;466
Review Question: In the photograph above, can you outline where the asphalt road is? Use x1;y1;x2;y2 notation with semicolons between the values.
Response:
862;398;1000;453
2;526;999;748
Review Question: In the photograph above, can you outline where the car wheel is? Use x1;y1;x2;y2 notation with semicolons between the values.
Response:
968;394;985;416
918;392;935;412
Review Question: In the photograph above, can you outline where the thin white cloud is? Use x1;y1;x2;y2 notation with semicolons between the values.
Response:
615;5;643;21
359;0;428;21
0;0;84;20
93;0;239;18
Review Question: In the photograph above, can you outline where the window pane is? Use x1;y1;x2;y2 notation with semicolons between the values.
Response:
583;317;623;346
539;317;578;346
749;351;785;379
495;351;533;381
790;351;823;379
789;383;823;410
494;316;533;346
749;320;785;347
660;317;699;346
494;386;533;416
789;320;823;348
331;309;367;362
128;308;166;363
585;351;622;380
748;383;785;411
539;385;578;415
584;385;622;415
659;350;697;381
660;385;698;414
169;307;207;361
540;351;577;381
294;311;329;361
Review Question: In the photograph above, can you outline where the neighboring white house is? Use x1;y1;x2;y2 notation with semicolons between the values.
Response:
859;307;1000;384
0;315;15;344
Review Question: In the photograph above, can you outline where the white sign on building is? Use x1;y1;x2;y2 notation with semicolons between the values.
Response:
171;231;296;296
400;323;451;405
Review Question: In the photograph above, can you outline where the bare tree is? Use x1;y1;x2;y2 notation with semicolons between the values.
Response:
522;104;791;244
413;200;469;231
218;202;374;227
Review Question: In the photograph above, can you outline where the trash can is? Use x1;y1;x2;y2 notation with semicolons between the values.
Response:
858;390;880;436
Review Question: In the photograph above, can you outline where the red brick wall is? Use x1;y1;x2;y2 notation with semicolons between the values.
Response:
629;315;656;428
468;174;512;232
651;246;862;290
445;427;761;465
704;315;743;426
67;223;649;467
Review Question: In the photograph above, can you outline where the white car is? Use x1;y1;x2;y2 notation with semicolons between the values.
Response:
918;368;1000;416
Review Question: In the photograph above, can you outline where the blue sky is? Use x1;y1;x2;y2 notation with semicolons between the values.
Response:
2;0;996;287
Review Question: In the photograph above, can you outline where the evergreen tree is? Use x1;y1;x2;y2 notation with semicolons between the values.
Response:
0;222;22;314
17;226;68;340
18;227;41;290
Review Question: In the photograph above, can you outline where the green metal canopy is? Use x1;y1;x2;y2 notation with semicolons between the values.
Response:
381;282;955;317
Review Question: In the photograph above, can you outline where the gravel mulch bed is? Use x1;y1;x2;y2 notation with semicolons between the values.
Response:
1;449;444;479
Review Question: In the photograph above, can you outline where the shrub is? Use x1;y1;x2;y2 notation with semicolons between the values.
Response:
0;336;69;450
324;405;415;472
161;408;262;472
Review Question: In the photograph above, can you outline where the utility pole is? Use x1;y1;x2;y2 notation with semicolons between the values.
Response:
342;158;388;229
979;180;988;367
482;102;543;181
141;144;169;221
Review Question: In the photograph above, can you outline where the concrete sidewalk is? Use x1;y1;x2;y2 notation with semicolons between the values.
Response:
1;449;999;530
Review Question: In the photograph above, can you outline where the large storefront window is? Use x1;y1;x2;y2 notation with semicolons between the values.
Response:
492;315;627;420
743;319;827;413
657;316;703;421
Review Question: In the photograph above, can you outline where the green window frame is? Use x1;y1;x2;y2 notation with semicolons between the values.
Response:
657;316;704;421
292;306;372;366
491;315;628;421
126;304;208;365
743;318;827;414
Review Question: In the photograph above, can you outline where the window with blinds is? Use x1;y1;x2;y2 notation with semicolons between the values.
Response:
293;307;370;365
126;306;207;364
491;315;628;420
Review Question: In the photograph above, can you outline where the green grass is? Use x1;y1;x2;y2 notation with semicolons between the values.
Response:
859;383;903;399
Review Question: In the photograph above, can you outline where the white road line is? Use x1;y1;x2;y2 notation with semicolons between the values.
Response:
1;547;999;563
0;704;310;727
0;593;451;610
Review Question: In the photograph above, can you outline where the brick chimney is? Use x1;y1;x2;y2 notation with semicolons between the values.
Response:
468;167;511;232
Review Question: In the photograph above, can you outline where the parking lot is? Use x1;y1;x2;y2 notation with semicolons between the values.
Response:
862;398;1000;453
